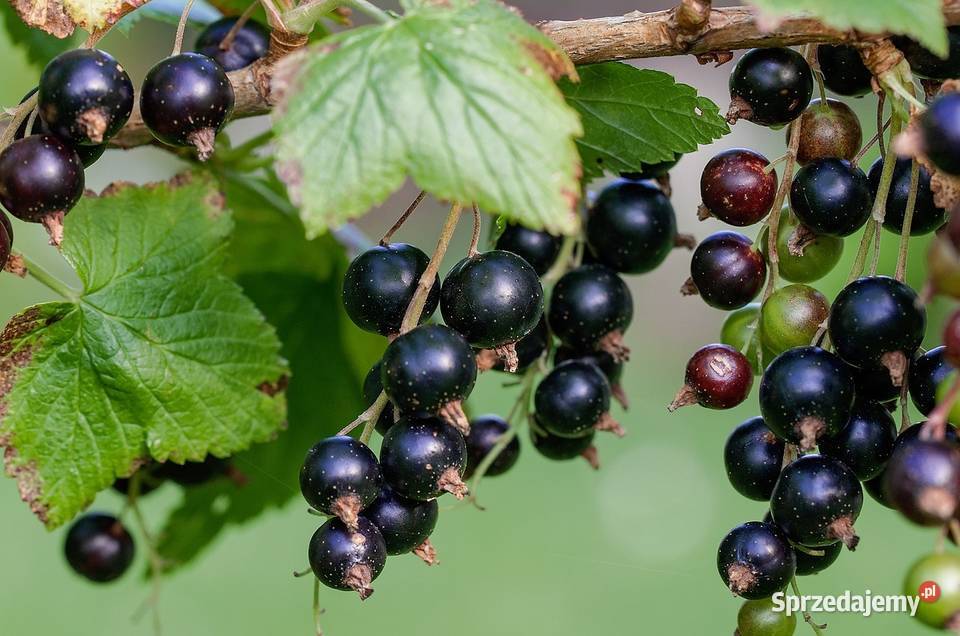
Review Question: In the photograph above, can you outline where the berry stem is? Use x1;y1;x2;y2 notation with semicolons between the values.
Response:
398;203;463;333
221;1;260;50
379;190;426;246
789;576;825;636
127;485;164;636
172;0;197;56
924;376;960;441
348;0;392;23
895;159;921;282
313;577;325;636
283;0;346;34
852;117;890;165
468;204;482;258
877;92;887;160
0;91;37;151
19;254;79;301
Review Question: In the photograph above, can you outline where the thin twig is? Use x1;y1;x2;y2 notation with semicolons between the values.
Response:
128;479;164;636
877;92;887;161
172;0;198;56
398;204;463;333
790;577;826;636
853;117;891;165
468;204;482;257
313;578;325;636
221;1;260;50
380;190;427;246
895;159;920;281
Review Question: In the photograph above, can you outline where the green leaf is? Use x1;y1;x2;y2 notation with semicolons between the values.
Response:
1;2;81;70
272;0;583;237
746;0;947;57
560;62;729;182
0;174;288;529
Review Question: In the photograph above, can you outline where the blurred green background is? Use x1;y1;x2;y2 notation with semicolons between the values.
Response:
0;2;955;635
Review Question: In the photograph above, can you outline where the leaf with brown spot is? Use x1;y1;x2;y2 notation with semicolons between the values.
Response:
11;0;148;38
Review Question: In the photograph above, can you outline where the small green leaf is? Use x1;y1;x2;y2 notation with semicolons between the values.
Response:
560;62;728;181
272;0;583;237
0;174;288;528
1;2;81;70
746;0;947;57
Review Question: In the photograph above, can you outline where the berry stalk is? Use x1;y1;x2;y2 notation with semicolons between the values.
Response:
789;577;825;636
895;159;921;282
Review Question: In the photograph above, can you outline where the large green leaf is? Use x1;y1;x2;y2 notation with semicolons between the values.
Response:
560;62;729;182
0;174;288;528
272;0;583;237
746;0;947;57
1;2;81;70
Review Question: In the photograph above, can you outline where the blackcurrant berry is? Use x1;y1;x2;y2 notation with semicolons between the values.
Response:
308;517;386;599
893;27;960;80
920;93;960;176
0;135;83;222
727;48;813;127
669;344;753;411
363;360;397;435
529;422;599;469
440;250;543;370
38;49;133;145
463;414;520;478
343;243;440;337
64;513;135;583
863;473;894;509
554;346;627;408
489;318;547;373
911;346;953;415
379;414;468;500
381;325;477;432
790;158;871;237
794;99;862;166
140;52;235;160
759;210;843;284
586;179;678;273
494;223;561;276
828;276;926;383
699;149;777;226
548;264;633;361
759;283;829;358
723;416;785;501
687;231;766;310
194;16;270;71
868;157;945;235
534;360;623;438
853;362;901;405
818;400;897;481
770;454;863;549
717;521;795;599
905;553;960;631
300;436;382;529
620;154;680;180
0;216;11;270
794;541;842;577
16;89;105;167
759;346;855;450
883;438;960;526
362;484;438;561
816;44;873;97
155;456;230;485
737;598;797;636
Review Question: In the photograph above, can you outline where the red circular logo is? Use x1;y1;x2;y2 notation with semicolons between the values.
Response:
919;581;941;603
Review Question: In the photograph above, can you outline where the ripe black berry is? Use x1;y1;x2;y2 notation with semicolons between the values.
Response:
687;231;766;310
363;360;397;434
893;27;960;80
548;265;633;361
489;318;548;373
759;346;856;450
794;542;842;576
463;414;520;478
140;52;235;160
723;416;785;501
795;99;862;166
883;438;960;526
699;149;777;226
300;436;382;529
379;415;468;500
727;48;813;127
0;215;11;270
0;135;83;222
586;179;677;273
194;17;270;71
770;454;863;549
790;158;871;237
17;89;105;167
494;223;561;276
309;517;386;599
816;44;873;97
529;423;599;469
554;346;627;409
155;456;229;485
64;513;135;583
362;484;438;560
818;400;897;481
380;325;477;432
669;344;753;411
343;243;439;336
869;157;945;235
853;363;901;405
921;93;960;176
911;346;953;415
534;360;623;438
717;521;795;599
864;473;894;508
38;49;133;145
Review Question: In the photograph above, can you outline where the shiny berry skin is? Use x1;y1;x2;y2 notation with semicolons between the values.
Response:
828;276;926;370
308;517;386;599
0;135;83;222
883;438;960;526
794;99;862;166
759;283;830;358
493;318;548;373
717;521;795;599
790;158;871;237
194;17;270;71
853;363;901;405
911;346;953;415
586;179;677;273
759;346;856;450
363;360;397;435
699;149;777;226
728;48;813;127
737;598;797;636
38;49;134;145
893;27;960;80
0;216;10;270
770;454;863;549
529;423;598;467
670;344;753;411
794;541;842;576
140;53;235;158
723;416;785;501
816;44;873;97
818;400;897;481
300;436;382;526
904;552;960;630
534;360;620;438
155;456;228;485
554;346;623;389
379;415;468;500
361;484;438;555
548;264;633;358
463;414;520;478
17;88;105;167
864;473;893;508
64;513;135;583
343;243;440;336
494;223;561;276
689;231;766;310
759;211;843;283
921;93;960;176
869;157;945;235
440;250;543;349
